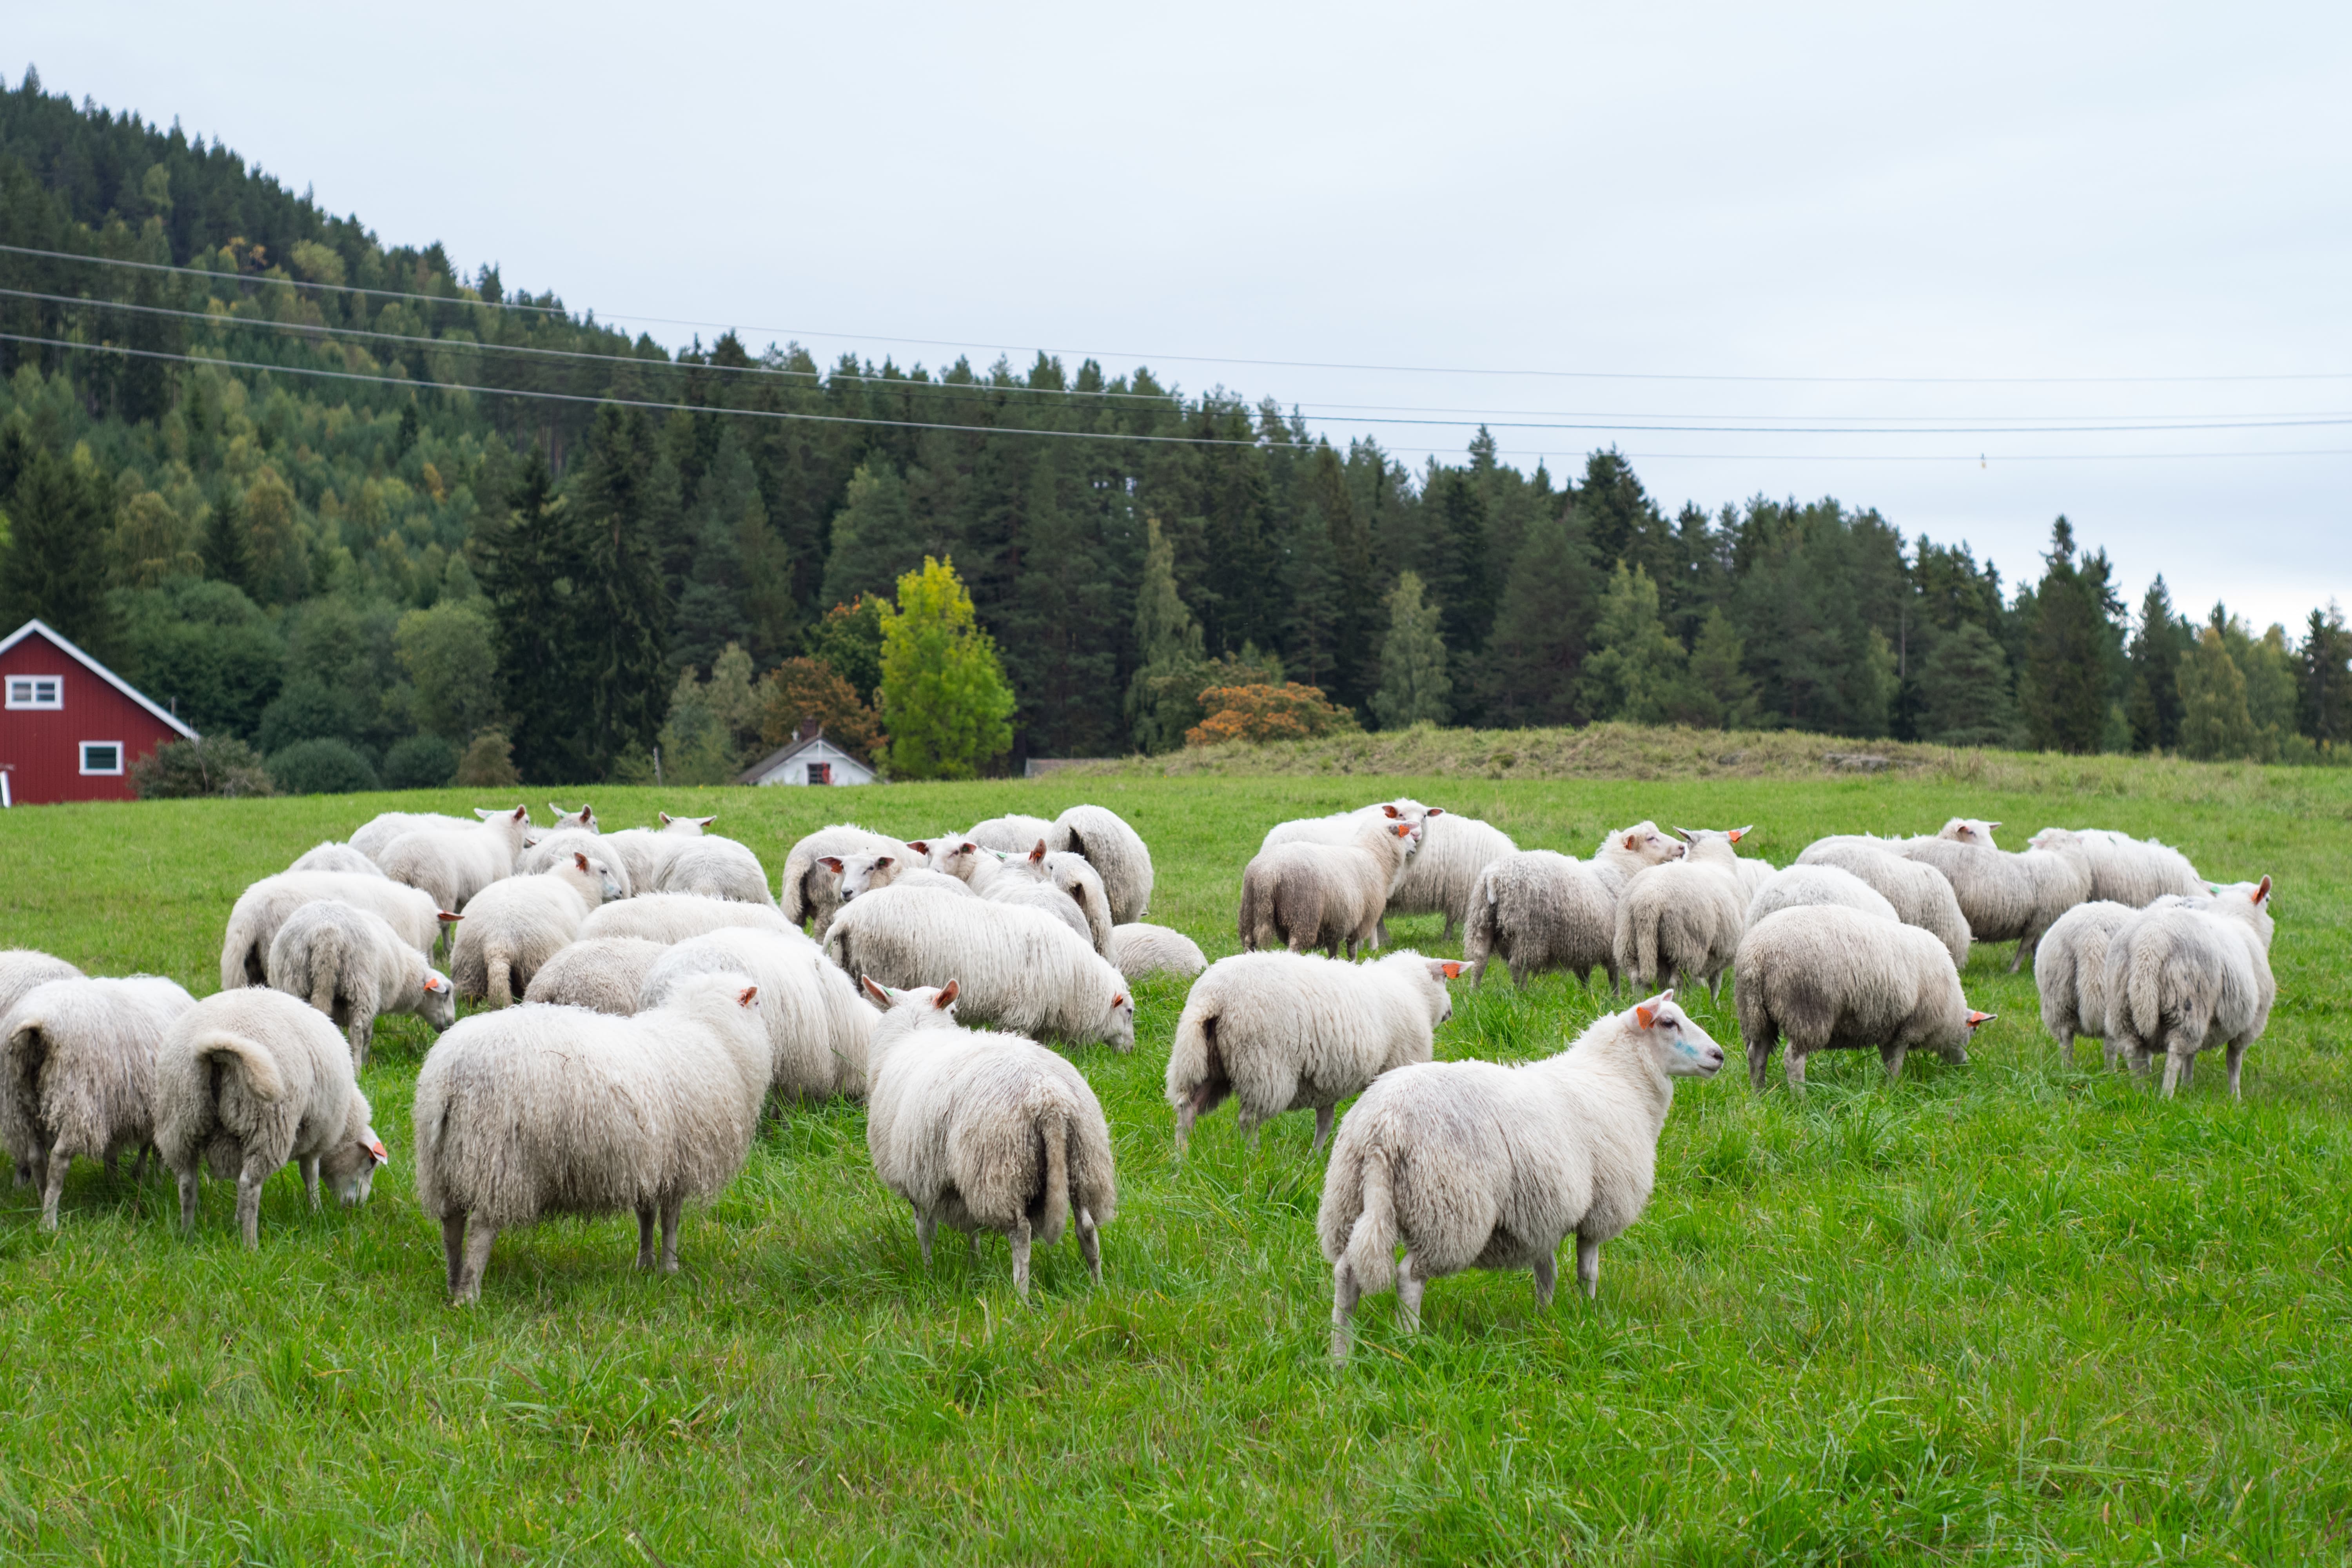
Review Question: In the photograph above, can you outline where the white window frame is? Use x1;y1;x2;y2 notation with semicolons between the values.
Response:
78;741;123;777
6;674;64;710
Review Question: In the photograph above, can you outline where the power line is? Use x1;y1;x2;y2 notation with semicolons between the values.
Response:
10;240;2352;389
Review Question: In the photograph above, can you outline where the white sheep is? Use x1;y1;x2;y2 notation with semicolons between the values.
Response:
1744;863;1900;928
1895;834;2091;971
376;805;532;911
781;824;919;934
1461;821;1684;991
1107;922;1207;981
641;927;875;1100
221;872;452;989
1167;949;1462;1154
594;814;714;894
925;838;1098;946
1001;843;1116;955
820;851;974;905
579;894;799;946
413;972;770;1302
154;987;387;1248
349;809;478;861
265;899;456;1068
655;835;775;905
860;979;1116;1299
2102;877;2275;1097
1734;904;1995;1090
1051;804;1156;924
2027;827;2205;907
288;842;386;878
2034;898;2177;1068
1238;816;1421;958
1261;799;1437;944
515;826;634;894
965;813;1059;854
1611;827;1754;997
0;949;83;1027
452;850;625;1007
823;884;1135;1051
0;976;196;1227
523;936;673;1014
1792;838;1972;968
1319;991;1724;1359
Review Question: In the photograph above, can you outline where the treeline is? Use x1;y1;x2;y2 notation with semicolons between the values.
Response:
1;69;2347;789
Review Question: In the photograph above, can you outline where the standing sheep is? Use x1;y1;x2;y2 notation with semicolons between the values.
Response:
154;987;388;1248
1005;845;1116;955
823;884;1136;1051
523;936;672;1014
596;815;715;894
376;805;532;911
1319;991;1724;1359
781;824;918;934
289;842;387;878
641;927;876;1100
2102;877;2275;1097
1734;905;1996;1090
414;973;770;1302
265;899;457;1068
2027;828;2204;907
1238;817;1422;959
1;976;197;1227
452;850;625;1007
1612;827;1753;998
0;950;83;1026
1053;804;1156;924
1167;949;1461;1154
1388;811;1521;940
1895;835;2090;971
2034;898;2183;1068
965;814;1059;854
350;810;477;861
1793;838;1972;968
1744;864;1900;928
221;873;452;989
1461;822;1684;992
656;835;775;906
1107;922;1207;981
861;979;1117;1299
579;895;800;946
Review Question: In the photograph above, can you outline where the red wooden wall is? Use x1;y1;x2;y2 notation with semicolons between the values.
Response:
0;628;185;805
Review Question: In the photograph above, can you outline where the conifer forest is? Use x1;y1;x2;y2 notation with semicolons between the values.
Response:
3;71;2348;788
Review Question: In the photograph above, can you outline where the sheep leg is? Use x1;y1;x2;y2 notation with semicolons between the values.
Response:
1076;1205;1102;1284
1395;1252;1425;1333
349;1017;372;1073
1746;1037;1774;1094
1330;1263;1361;1361
38;1144;68;1231
915;1209;936;1267
101;1151;116;1182
441;1213;468;1296
1880;1043;1909;1082
658;1196;683;1274
2007;935;2038;975
1576;1235;1601;1299
301;1156;322;1211
176;1167;200;1233
456;1224;497;1305
1009;1217;1033;1301
2227;1042;2246;1100
2052;1025;2073;1069
1440;914;1457;943
635;1206;658;1269
1312;1106;1335;1155
1173;1101;1196;1157
235;1156;271;1249
1785;1049;1809;1092
1532;1250;1556;1310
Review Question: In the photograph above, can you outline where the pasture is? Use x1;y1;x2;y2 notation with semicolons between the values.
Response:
0;764;2347;1564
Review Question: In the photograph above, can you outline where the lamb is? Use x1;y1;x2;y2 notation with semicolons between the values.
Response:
1167;949;1462;1154
860;979;1116;1299
413;972;770;1302
523;936;672;1015
264;899;456;1068
452;849;625;1006
578;894;799;946
823;884;1135;1050
1319;991;1724;1359
655;835;775;906
2033;898;2180;1068
1611;827;1754;997
2027;827;2205;907
350;809;477;861
780;824;919;935
2102;877;2275;1097
1052;804;1156;924
641;927;875;1100
1792;838;1972;968
1734;905;1996;1091
1744;863;1900;928
376;805;532;911
1461;821;1684;991
1107;922;1207;981
0;949;83;1025
1;976;196;1227
965;813;1059;854
515;827;633;894
1238;816;1422;959
221;872;452;989
1893;835;2090;971
288;841;386;878
154;987;387;1248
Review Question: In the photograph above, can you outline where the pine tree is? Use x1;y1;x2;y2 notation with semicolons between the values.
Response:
1579;563;1684;724
877;556;1016;780
2298;601;2352;747
566;407;673;777
1673;608;1757;730
2176;624;2256;760
1915;622;2020;747
0;438;115;653
1125;516;1210;753
200;482;252;595
2018;518;2123;753
821;459;921;609
2124;576;2187;751
1480;503;1599;727
1372;572;1450;730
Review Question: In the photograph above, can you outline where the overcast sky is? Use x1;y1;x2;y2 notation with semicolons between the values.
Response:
19;2;2352;628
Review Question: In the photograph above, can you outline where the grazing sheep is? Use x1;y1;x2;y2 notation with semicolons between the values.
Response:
1895;835;2091;971
265;899;456;1068
985;863;1097;948
350;810;477;861
0;976;196;1227
1167;949;1461;1154
781;824;918;934
2027;827;2205;907
2102;877;2275;1098
2034;898;2177;1067
221;873;451;989
1611;827;1753;998
965;814;1059;854
1319;991;1724;1359
1745;864;1900;928
860;979;1116;1299
579;894;799;946
377;805;533;911
656;835;775;906
289;842;386;878
1052;804;1156;924
1107;922;1207;981
1461;821;1684;991
414;973;770;1302
823;884;1136;1051
1238;817;1422;959
594;816;713;895
0;950;84;1027
524;937;673;1015
452;850;625;1007
1792;838;1972;968
1734;905;1995;1091
154;987;387;1248
641;927;875;1100
1387;811;1521;940
515;827;634;894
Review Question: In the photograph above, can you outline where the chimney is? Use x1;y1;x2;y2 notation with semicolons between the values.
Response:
797;715;820;744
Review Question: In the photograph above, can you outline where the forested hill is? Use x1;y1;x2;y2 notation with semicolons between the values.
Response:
0;69;2346;789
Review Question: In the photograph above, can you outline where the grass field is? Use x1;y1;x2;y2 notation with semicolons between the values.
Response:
0;763;2347;1564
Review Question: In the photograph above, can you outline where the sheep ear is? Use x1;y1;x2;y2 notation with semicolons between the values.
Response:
733;984;758;1009
935;979;960;1009
2254;875;2272;904
1966;1010;1996;1028
1381;805;1403;818
422;973;445;993
367;1139;389;1165
1670;827;1696;843
874;856;895;871
907;840;931;855
1424;806;1445;817
573;851;590;871
1986;822;2002;830
1622;833;1639;851
660;813;673;826
1430;960;1464;981
1634;989;1674;1030
1030;840;1047;862
817;856;843;873
1111;992;1128;1009
860;975;892;1007
1730;825;1755;843
511;806;528;823
438;910;463;923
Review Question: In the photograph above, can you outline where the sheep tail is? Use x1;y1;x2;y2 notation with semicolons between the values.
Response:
1237;876;1266;951
2122;930;2165;1040
2;1023;43;1110
486;943;516;1009
1341;1144;1398;1296
1634;914;1661;987
1168;1004;1214;1105
1037;1102;1072;1248
191;1032;285;1101
1463;882;1498;983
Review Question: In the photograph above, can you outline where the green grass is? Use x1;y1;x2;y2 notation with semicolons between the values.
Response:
1;766;2348;1564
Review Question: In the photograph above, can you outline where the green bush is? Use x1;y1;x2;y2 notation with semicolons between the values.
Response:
267;738;380;795
129;735;276;799
381;734;458;789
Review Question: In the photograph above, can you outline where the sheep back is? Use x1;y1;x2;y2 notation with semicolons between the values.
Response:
1794;839;1972;968
1;976;195;1173
823;886;1134;1049
523;937;672;1014
1107;922;1206;980
1053;804;1156;924
578;894;795;946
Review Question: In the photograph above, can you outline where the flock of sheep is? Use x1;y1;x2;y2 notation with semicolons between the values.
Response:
0;791;2277;1359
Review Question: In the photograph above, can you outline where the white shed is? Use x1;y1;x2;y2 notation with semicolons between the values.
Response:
739;729;878;788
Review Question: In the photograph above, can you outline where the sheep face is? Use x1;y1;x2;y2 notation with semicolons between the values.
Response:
824;853;903;901
1420;958;1465;1024
419;970;458;1032
860;976;961;1024
1938;818;2002;847
1630;991;1726;1079
570;851;626;903
1102;988;1136;1052
1611;822;1684;864
323;1132;390;1207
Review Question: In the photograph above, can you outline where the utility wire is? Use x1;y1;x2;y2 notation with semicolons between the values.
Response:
9;240;2351;388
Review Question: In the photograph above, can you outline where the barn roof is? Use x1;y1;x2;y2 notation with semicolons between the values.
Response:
0;618;200;739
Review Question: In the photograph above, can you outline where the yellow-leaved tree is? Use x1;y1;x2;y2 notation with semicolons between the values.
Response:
877;557;1014;780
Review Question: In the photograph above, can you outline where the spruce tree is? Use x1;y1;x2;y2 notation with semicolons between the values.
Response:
200;483;253;596
2018;518;2122;753
877;556;1015;779
1674;608;1757;730
2176;624;2256;760
2298;601;2352;747
0;439;115;653
1421;465;1494;658
479;450;585;783
1125;516;1209;752
2124;577;2187;751
1481;503;1599;727
820;459;920;609
1281;501;1343;694
1372;572;1450;729
1915;622;2020;747
567;407;673;777
1578;563;1684;724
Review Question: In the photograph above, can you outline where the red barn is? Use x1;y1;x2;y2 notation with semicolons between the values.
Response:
0;619;196;806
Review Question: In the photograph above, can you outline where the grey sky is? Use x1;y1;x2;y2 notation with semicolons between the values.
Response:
20;2;2352;628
